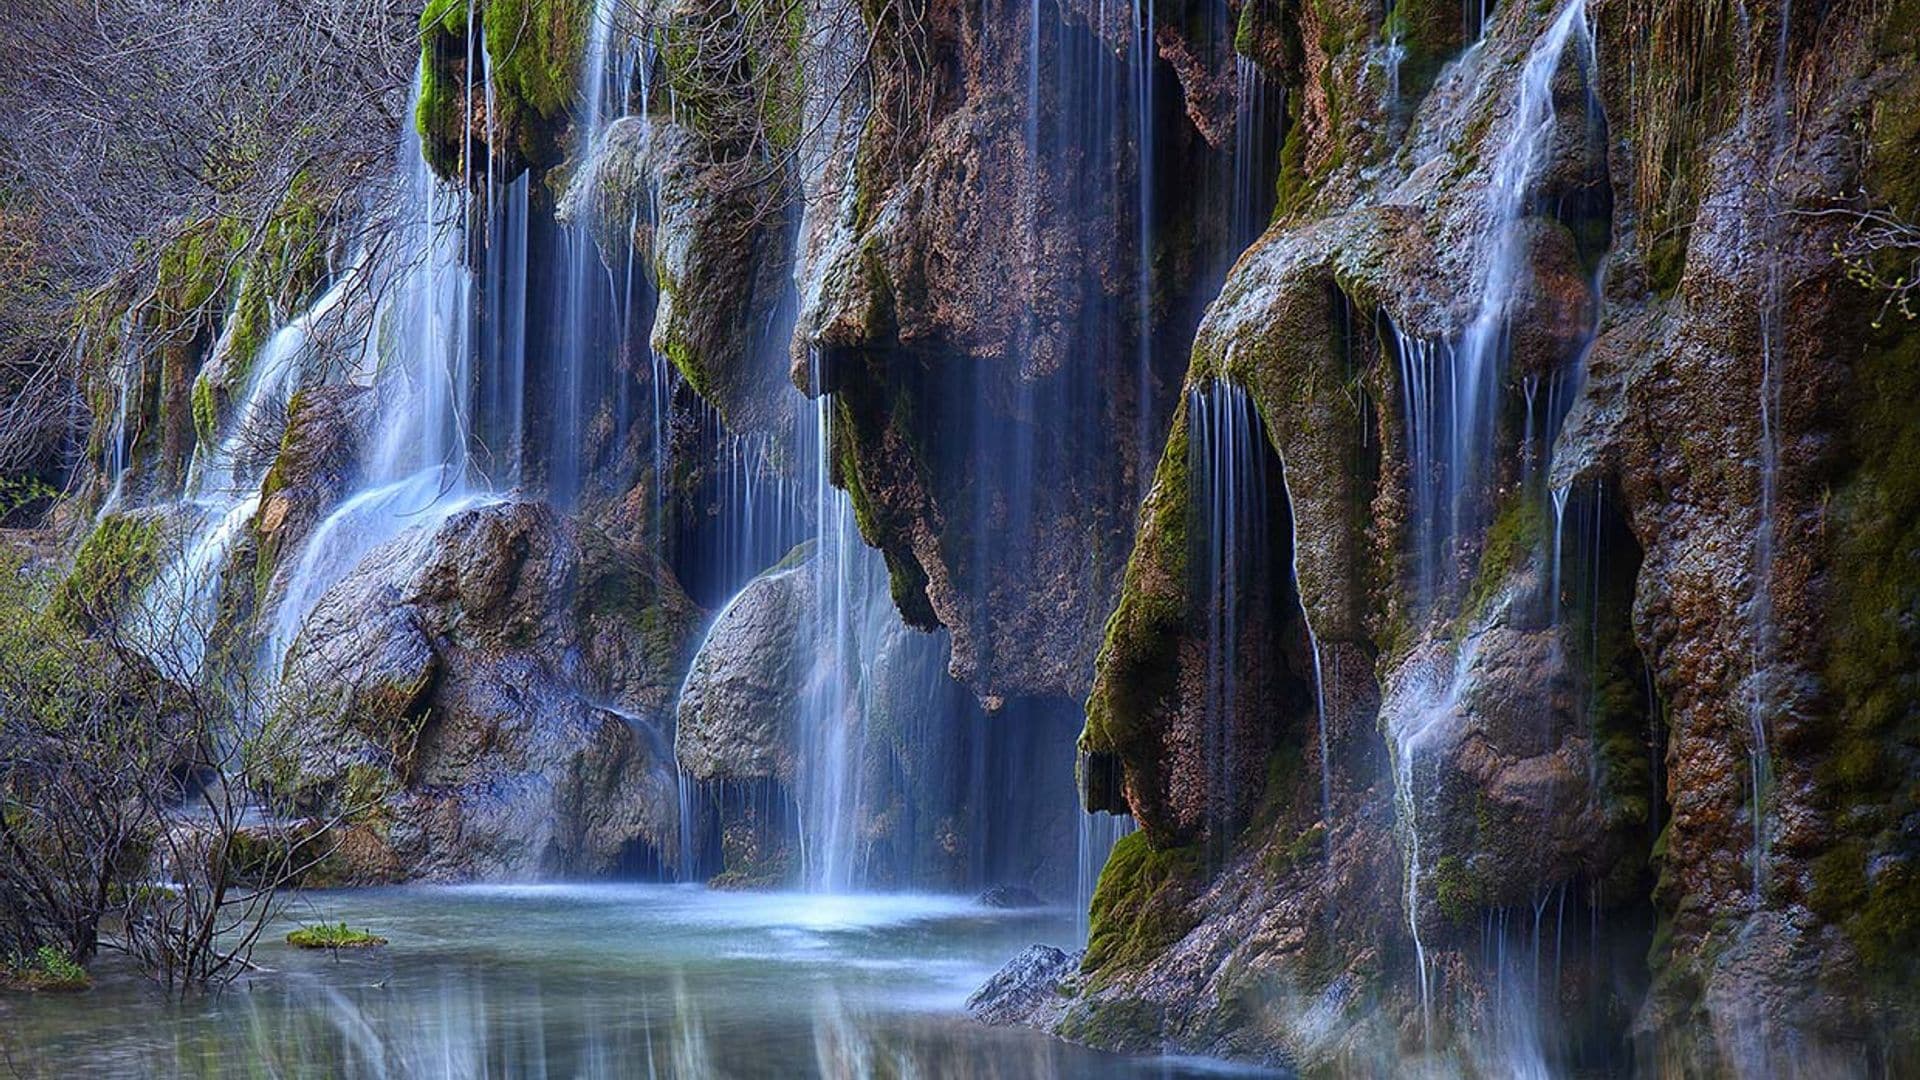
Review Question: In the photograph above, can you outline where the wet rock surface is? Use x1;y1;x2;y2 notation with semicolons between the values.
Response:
273;501;695;881
967;944;1082;1028
674;559;812;784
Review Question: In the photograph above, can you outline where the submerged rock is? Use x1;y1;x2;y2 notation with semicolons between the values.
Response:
975;884;1045;910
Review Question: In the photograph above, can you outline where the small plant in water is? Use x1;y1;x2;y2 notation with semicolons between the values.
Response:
5;946;91;991
285;922;387;949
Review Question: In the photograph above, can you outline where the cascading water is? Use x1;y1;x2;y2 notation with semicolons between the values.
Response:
547;0;631;504
1744;0;1795;905
797;399;882;891
267;75;492;673
1131;0;1158;479
98;315;140;514
129;264;360;678
1386;0;1598;1049
1189;379;1280;849
1230;55;1282;251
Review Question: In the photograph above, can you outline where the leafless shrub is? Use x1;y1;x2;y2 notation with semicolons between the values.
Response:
0;520;366;988
1799;203;1920;327
0;0;421;495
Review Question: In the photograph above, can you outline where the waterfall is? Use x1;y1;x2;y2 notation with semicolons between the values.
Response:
1131;0;1158;482
98;315;139;514
1189;380;1274;841
128;262;360;677
1745;0;1795;905
267;73;492;673
1388;0;1597;1048
796;396;888;891
1231;54;1282;251
547;0;627;504
1075;811;1134;941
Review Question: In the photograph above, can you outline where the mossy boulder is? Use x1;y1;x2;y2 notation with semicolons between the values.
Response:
270;501;697;881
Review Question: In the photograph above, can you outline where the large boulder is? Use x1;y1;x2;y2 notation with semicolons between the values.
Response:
270;499;698;881
673;555;813;784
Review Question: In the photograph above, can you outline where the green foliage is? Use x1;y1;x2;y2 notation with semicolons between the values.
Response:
285;922;387;949
0;477;57;519
4;946;90;991
1082;832;1202;983
52;514;160;628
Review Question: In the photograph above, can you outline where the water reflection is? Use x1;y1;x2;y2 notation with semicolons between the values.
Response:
0;886;1281;1078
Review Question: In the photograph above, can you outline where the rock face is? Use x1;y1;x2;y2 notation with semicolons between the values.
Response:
789;0;1256;704
272;500;698;881
1045;0;1920;1073
675;558;812;784
967;944;1082;1028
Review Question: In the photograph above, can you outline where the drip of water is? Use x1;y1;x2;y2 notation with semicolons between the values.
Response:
1075;811;1134;941
1132;0;1157;484
1277;450;1333;825
1230;55;1281;249
99;315;140;514
1465;0;1497;44
1550;482;1570;613
1189;380;1274;841
1745;0;1794;907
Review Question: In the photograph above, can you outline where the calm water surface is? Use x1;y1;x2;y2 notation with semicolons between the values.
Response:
0;885;1281;1078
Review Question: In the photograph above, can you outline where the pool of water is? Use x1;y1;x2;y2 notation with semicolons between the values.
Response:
0;885;1281;1078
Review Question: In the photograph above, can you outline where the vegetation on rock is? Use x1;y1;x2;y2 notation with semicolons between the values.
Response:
286;922;387;949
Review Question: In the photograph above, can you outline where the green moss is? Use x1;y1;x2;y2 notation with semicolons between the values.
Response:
1082;831;1202;983
53;514;161;628
1866;25;1920;220
1818;316;1920;984
1272;94;1311;220
1621;1;1738;301
1082;398;1194;770
1457;488;1544;634
4;946;90;992
483;0;589;122
1056;995;1167;1053
155;221;240;321
1645;228;1690;298
1382;0;1463;106
191;373;218;447
285;922;387;949
417;0;590;177
1431;853;1485;925
1264;821;1327;879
